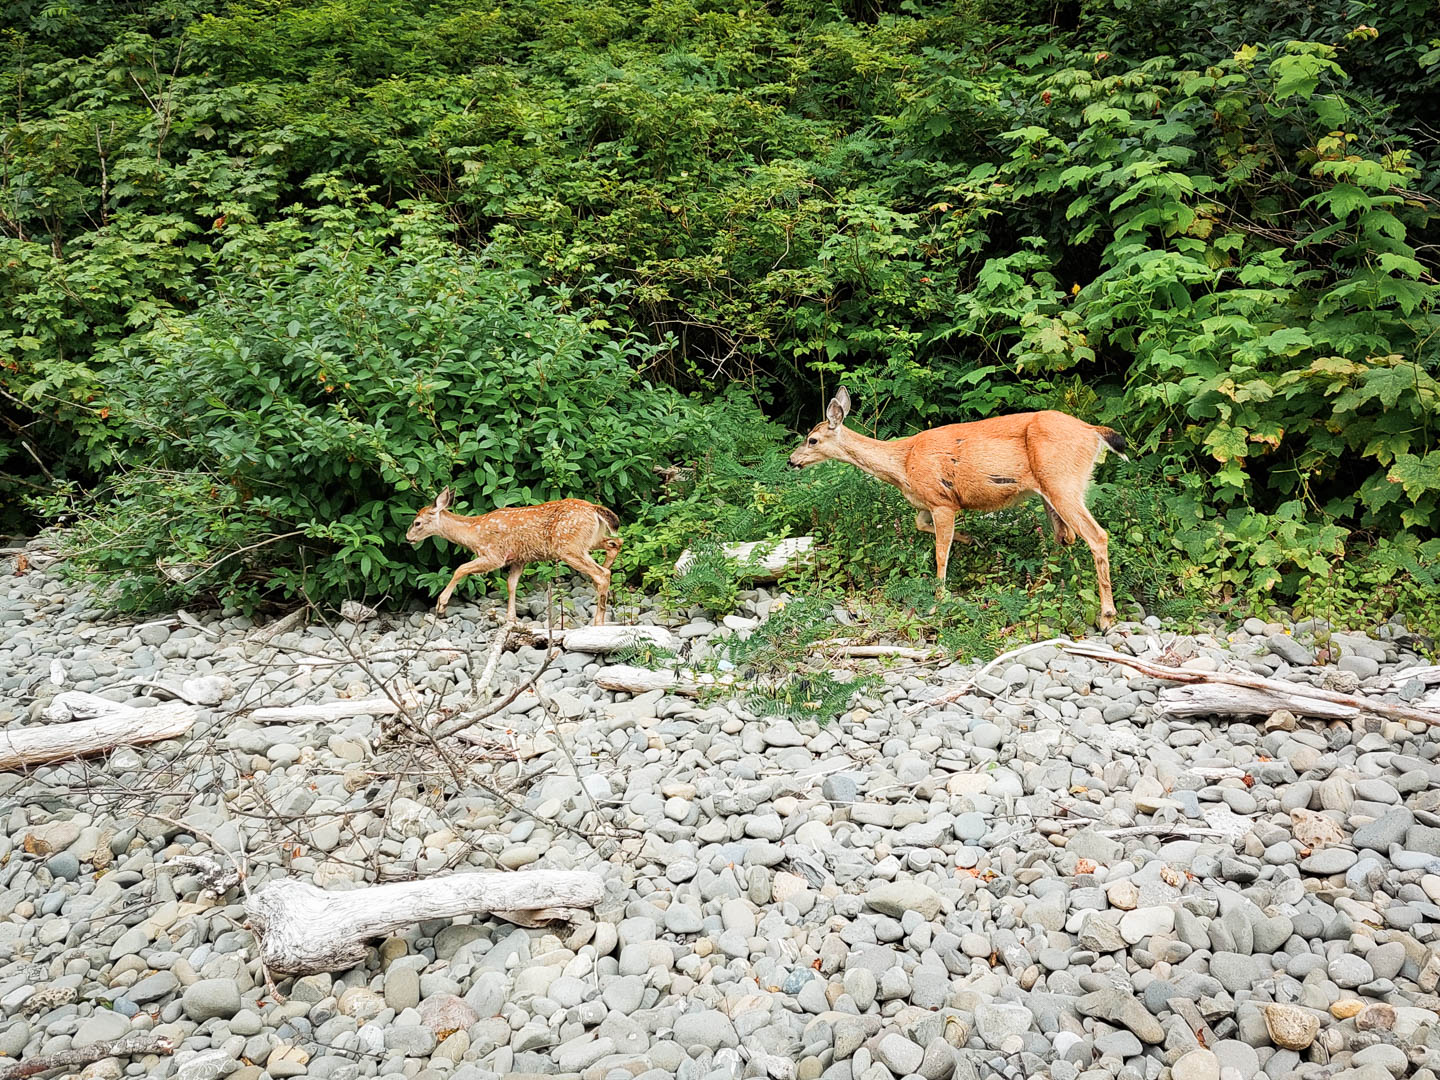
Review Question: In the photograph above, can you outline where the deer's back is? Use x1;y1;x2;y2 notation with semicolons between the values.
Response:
905;410;1100;511
467;499;612;561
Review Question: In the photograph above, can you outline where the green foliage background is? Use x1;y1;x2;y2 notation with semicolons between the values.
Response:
2;0;1438;629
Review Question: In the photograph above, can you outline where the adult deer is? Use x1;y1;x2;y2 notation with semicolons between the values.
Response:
406;489;622;624
787;387;1126;628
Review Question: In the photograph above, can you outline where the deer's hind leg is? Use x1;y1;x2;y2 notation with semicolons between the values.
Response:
1045;491;1117;630
597;536;622;571
917;508;971;545
1042;497;1076;546
562;551;613;625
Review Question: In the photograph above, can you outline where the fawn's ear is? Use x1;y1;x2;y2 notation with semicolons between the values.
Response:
434;487;453;511
826;386;852;428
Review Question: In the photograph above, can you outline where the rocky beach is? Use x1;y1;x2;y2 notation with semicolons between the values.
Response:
3;539;1440;1080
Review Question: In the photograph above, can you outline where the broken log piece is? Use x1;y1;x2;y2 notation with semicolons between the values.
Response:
245;697;408;723
244;871;604;975
41;691;135;722
0;702;199;772
674;537;814;582
813;643;941;660
593;665;740;698
594;665;703;697
510;625;679;655
1158;684;1358;723
0;1034;176;1080
1063;642;1440;727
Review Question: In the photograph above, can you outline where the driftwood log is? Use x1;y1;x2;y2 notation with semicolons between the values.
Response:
594;665;707;697
510;625;679;655
245;871;604;975
814;643;941;660
0;1034;175;1080
674;537;814;581
1063;643;1440;728
1;698;199;772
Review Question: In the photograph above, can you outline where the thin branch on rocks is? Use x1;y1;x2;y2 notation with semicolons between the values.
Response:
905;637;1072;713
1062;642;1440;727
0;1035;176;1080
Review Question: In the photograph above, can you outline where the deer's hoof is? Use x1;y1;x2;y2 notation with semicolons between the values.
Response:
1097;611;1117;631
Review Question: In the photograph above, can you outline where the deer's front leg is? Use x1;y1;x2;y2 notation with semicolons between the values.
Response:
435;556;506;616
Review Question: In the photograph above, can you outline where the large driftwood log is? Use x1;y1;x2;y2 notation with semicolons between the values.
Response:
1063;643;1440;727
510;625;679;655
674;537;814;581
593;665;724;697
245;871;604;975
245;697;407;723
1;701;199;771
0;1034;175;1080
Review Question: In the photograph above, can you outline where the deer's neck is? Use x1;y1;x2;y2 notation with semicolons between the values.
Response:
437;511;484;550
836;429;915;493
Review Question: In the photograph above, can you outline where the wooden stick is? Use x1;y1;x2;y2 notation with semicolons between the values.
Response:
245;698;405;723
244;871;604;975
906;637;1071;713
0;1035;175;1080
0;703;199;771
1063;643;1440;727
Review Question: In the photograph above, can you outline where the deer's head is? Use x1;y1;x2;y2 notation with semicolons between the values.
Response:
788;386;851;468
406;487;454;544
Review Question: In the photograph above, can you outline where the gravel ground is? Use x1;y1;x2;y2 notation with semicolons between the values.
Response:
3;538;1440;1080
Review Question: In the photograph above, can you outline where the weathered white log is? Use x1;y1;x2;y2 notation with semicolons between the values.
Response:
1063;643;1440;728
1158;683;1359;722
0;1034;176;1080
674;537;814;581
0;702;199;771
1374;665;1440;690
519;625;678;655
244;871;604;975
813;643;940;660
245;697;407;723
594;665;699;697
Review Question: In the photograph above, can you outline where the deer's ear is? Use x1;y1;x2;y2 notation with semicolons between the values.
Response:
435;488;453;510
826;386;851;428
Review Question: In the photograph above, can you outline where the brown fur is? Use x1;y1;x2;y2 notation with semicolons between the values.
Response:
788;387;1123;628
406;489;623;624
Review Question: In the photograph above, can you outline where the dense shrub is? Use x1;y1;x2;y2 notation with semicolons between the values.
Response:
44;210;710;609
3;0;1437;625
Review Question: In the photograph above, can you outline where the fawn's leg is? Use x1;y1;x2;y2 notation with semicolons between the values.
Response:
598;536;622;571
504;564;523;622
436;555;506;616
562;552;612;625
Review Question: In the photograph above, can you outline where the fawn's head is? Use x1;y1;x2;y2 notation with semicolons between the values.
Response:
406;487;454;544
788;386;851;468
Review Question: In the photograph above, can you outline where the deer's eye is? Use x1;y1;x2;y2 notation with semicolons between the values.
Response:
807;437;818;445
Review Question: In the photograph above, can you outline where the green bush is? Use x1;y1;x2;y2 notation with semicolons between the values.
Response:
43;210;712;610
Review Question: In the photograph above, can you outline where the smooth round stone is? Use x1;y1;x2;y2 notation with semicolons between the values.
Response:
1299;848;1357;875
